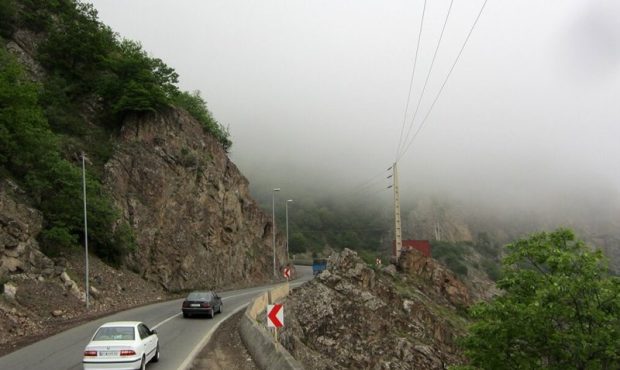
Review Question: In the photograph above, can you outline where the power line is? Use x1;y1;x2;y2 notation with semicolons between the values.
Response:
395;0;428;159
398;0;454;159
351;167;391;192
398;0;489;161
350;180;392;200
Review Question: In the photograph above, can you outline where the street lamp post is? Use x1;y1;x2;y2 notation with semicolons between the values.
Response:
285;199;293;263
81;153;89;310
272;188;281;277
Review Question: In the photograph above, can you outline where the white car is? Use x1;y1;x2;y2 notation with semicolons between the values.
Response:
82;321;160;370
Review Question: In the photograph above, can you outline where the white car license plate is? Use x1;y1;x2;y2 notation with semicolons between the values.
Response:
99;351;118;356
190;303;201;307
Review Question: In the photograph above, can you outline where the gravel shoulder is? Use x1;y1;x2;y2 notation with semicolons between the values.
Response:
190;309;258;370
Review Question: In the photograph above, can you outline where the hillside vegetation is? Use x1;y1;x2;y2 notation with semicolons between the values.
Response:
458;229;620;370
0;0;230;264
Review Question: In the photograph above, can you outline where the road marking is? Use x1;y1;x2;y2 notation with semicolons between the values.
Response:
151;289;264;330
149;278;311;369
152;312;181;330
176;304;249;370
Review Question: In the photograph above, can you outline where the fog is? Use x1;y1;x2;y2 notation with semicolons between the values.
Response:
88;0;620;232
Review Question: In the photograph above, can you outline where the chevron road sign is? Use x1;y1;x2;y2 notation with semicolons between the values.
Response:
267;304;284;328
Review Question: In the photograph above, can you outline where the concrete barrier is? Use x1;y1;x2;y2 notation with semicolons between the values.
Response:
239;283;304;370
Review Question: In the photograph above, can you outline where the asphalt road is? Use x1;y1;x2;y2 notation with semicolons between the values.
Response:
0;266;312;370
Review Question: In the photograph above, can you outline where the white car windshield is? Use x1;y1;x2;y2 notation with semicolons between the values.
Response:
93;327;135;341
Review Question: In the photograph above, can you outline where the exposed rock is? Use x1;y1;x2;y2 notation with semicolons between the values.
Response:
51;310;63;317
280;249;469;369
5;29;45;82
89;286;100;299
0;181;48;281
104;109;285;291
398;250;471;307
59;272;72;285
383;264;397;277
3;283;17;300
1;257;24;273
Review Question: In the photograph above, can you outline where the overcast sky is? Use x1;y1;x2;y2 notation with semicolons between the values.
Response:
88;0;620;215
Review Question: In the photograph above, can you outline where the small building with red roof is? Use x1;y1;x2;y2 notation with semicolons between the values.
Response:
393;240;431;258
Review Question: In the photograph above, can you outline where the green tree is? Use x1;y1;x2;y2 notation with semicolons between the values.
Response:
0;0;17;37
460;229;620;370
0;47;133;265
0;47;56;176
97;39;179;121
38;1;116;93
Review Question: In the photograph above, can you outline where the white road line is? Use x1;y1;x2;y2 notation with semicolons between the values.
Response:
150;280;310;370
176;303;249;370
151;289;263;330
152;312;181;330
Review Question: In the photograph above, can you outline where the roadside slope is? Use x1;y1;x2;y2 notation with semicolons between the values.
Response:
278;249;473;369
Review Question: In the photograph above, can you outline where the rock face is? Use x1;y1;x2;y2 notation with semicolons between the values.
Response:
104;108;284;291
280;249;469;370
0;181;54;280
398;250;471;307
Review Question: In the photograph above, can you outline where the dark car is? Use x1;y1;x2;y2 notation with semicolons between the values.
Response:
182;291;222;318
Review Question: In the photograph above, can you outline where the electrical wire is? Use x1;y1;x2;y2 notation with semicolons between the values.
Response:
350;167;391;194
398;0;454;159
398;0;489;161
395;0;428;159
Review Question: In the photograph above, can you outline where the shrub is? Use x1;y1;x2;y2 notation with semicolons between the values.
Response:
173;90;231;150
40;226;77;257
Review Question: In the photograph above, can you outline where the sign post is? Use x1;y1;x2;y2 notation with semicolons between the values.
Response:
267;304;284;341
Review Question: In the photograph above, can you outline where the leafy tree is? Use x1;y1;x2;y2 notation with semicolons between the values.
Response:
460;229;620;370
0;0;17;37
97;39;178;119
0;47;133;265
0;46;56;176
38;1;116;93
289;231;310;254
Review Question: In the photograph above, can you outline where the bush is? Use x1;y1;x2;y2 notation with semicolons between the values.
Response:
444;255;468;276
481;259;501;281
40;226;77;257
173;91;231;150
95;222;136;266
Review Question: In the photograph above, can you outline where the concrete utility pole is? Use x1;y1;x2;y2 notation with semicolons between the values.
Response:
272;188;281;277
393;162;403;260
81;153;90;309
285;199;293;263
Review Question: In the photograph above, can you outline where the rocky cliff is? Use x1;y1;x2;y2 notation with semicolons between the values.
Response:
279;249;470;369
104;108;284;291
0;180;52;286
3;23;282;291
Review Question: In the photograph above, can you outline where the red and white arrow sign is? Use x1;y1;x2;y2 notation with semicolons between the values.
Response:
267;304;284;328
283;267;291;279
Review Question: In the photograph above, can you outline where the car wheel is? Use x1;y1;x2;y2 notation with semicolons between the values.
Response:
183;312;189;318
210;309;215;319
152;344;160;363
140;355;146;370
218;304;222;314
